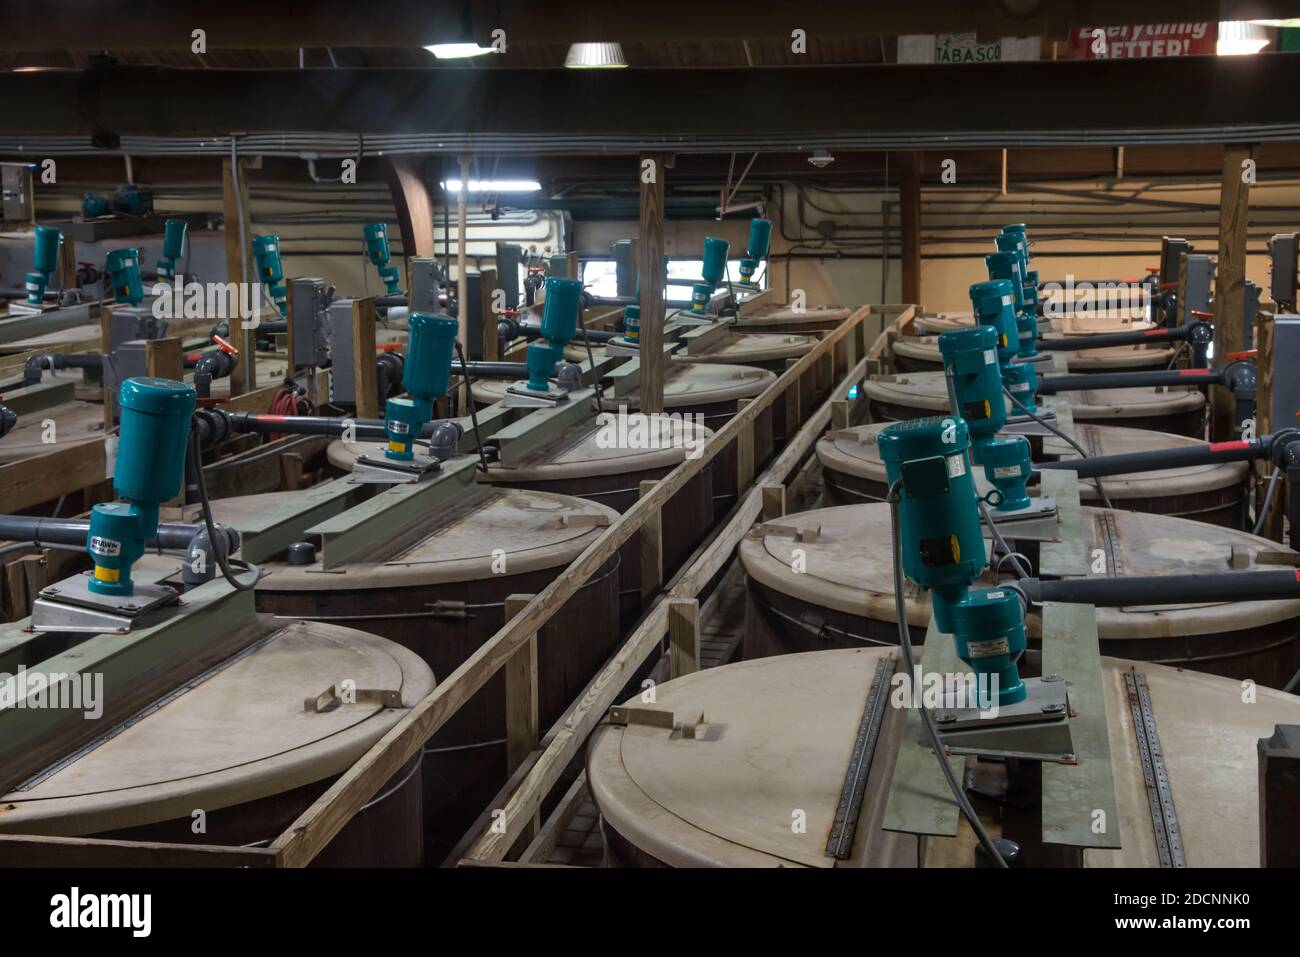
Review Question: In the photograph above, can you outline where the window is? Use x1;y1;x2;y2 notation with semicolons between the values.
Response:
580;257;765;304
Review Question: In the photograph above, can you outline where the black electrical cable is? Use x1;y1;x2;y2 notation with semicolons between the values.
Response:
575;309;605;414
454;341;491;474
887;479;1008;869
1003;385;1116;510
188;426;260;591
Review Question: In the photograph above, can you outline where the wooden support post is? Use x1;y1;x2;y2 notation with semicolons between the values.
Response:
352;297;379;419
638;480;663;601
1259;725;1300;867
144;336;183;381
736;398;756;491
761;484;785;521
457;154;470;349
58;234;77;294
898;151;922;305
784;360;801;441
832;398;851;431
1255;313;1285;541
503;595;539;774
1215;144;1253;440
221;156;253;397
279;452;305;491
668;598;700;680
638;154;667;413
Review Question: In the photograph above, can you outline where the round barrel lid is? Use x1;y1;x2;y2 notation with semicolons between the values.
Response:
863;370;1204;420
816;422;1246;500
673;332;816;365
733;306;850;328
472;362;774;408
913;311;974;335
0;620;435;836
740;502;1300;640
0;399;103;464
587;648;1299;868
563;343;607;363
895;335;1172;371
233;486;619;589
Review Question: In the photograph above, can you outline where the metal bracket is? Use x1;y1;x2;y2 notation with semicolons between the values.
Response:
936;675;1076;764
304;682;403;713
351;445;443;485
504;383;571;408
31;574;180;635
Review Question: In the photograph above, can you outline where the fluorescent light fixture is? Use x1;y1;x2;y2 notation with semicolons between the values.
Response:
440;179;542;193
424;42;496;59
1218;21;1270;55
564;42;627;68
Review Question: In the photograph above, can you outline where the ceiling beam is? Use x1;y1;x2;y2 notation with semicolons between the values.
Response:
0;0;1288;50
3;56;1300;152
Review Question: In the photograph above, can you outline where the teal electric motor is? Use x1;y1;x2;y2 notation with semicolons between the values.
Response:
878;416;1027;706
156;219;188;282
691;236;730;314
623;304;641;343
524;277;583;393
969;278;1020;364
252;234;288;317
86;378;196;596
984;252;1036;352
384;312;458;460
364;223;404;296
938;326;1006;452
25;225;62;306
739;218;772;285
105;248;145;305
979;436;1033;512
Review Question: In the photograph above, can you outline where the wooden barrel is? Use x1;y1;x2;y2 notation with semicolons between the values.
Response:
863;370;1205;437
892;334;1173;374
818;422;1249;528
329;414;713;630
0;620;434;866
210;486;621;865
739;502;1300;686
733;306;854;380
587;648;1300;867
472;364;776;516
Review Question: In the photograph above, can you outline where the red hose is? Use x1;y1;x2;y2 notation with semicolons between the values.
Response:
267;382;315;441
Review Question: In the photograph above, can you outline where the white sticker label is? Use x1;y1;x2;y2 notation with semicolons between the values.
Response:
983;348;997;364
986;591;1005;599
945;454;967;478
1001;295;1013;306
89;536;122;557
387;420;411;434
1011;381;1030;393
993;465;1022;479
966;637;1010;658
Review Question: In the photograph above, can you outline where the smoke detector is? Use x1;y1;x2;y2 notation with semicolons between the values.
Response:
808;149;835;169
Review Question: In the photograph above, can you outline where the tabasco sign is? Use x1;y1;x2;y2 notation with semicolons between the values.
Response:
1066;23;1218;58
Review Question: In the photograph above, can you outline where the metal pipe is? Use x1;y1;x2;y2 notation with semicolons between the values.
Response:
1037;367;1223;394
1020;570;1300;607
1034;323;1201;352
1036;437;1266;479
0;516;238;553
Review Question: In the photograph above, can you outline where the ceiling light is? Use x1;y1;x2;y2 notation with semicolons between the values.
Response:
564;42;627;68
440;179;542;193
1218;21;1270;56
424;42;497;60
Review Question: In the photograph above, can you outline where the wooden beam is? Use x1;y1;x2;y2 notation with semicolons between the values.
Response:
383;155;435;260
479;269;499;362
351;297;379;419
668;598;700;679
898;150;922;305
638;479;663;601
144;336;183;381
221;156;253;396
0;833;278;868
504;594;540;775
637;153;667;414
1215;144;1253;440
457;154;470;348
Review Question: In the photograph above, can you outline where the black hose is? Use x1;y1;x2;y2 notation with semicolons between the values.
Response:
1020;570;1300;606
188;426;260;591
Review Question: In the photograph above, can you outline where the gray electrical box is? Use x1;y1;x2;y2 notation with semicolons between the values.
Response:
289;277;330;369
1242;279;1261;351
1268;233;1297;307
1180;253;1214;325
327;298;358;406
495;243;522;309
1272;316;1300;429
1160;237;1192;287
409;257;445;314
1;163;34;225
612;240;636;297
106;306;169;354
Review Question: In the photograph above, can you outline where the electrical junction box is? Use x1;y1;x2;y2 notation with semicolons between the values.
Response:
327;298;358;406
1271;316;1300;428
289;277;330;369
1268;233;1297;306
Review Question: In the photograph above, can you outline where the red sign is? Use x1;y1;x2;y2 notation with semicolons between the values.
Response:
1065;23;1218;59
